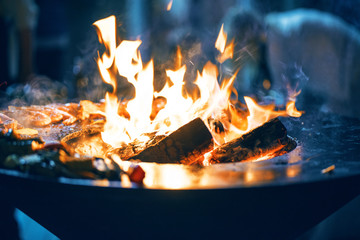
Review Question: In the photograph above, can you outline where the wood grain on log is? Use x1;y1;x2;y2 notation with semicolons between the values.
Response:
208;118;296;164
129;118;213;163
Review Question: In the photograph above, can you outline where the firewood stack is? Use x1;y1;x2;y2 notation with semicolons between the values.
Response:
110;117;296;165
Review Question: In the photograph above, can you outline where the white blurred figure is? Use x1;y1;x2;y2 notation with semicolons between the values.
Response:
266;9;360;118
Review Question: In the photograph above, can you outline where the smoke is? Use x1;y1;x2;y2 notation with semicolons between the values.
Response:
72;26;109;102
262;62;309;107
280;62;309;99
1;75;68;108
152;27;209;96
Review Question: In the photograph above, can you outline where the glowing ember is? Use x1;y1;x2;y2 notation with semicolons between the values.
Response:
93;15;302;163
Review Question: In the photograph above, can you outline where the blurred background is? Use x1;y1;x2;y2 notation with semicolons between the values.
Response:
1;0;360;116
1;0;360;239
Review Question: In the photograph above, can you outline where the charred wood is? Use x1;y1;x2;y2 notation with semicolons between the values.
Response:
128;117;213;163
106;132;166;160
208;118;296;164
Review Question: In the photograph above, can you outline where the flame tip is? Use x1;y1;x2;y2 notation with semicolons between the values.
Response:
93;15;303;159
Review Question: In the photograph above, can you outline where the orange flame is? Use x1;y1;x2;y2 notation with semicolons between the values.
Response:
167;0;173;11
93;16;117;89
94;16;303;159
215;24;227;53
176;46;182;69
215;24;234;63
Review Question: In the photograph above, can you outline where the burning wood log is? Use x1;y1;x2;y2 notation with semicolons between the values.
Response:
107;132;166;160
207;118;296;164
128;118;213;164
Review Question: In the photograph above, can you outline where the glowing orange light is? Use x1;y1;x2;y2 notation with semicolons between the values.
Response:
93;16;303;164
215;24;226;53
167;0;173;11
215;24;234;63
176;46;182;69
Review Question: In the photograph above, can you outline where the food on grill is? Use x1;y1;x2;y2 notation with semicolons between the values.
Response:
13;128;39;139
0;128;43;159
0;112;20;130
0;103;297;184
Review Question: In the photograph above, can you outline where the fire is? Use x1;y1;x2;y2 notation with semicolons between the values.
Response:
166;0;173;11
93;15;302;162
215;24;234;63
215;24;227;53
244;96;302;131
